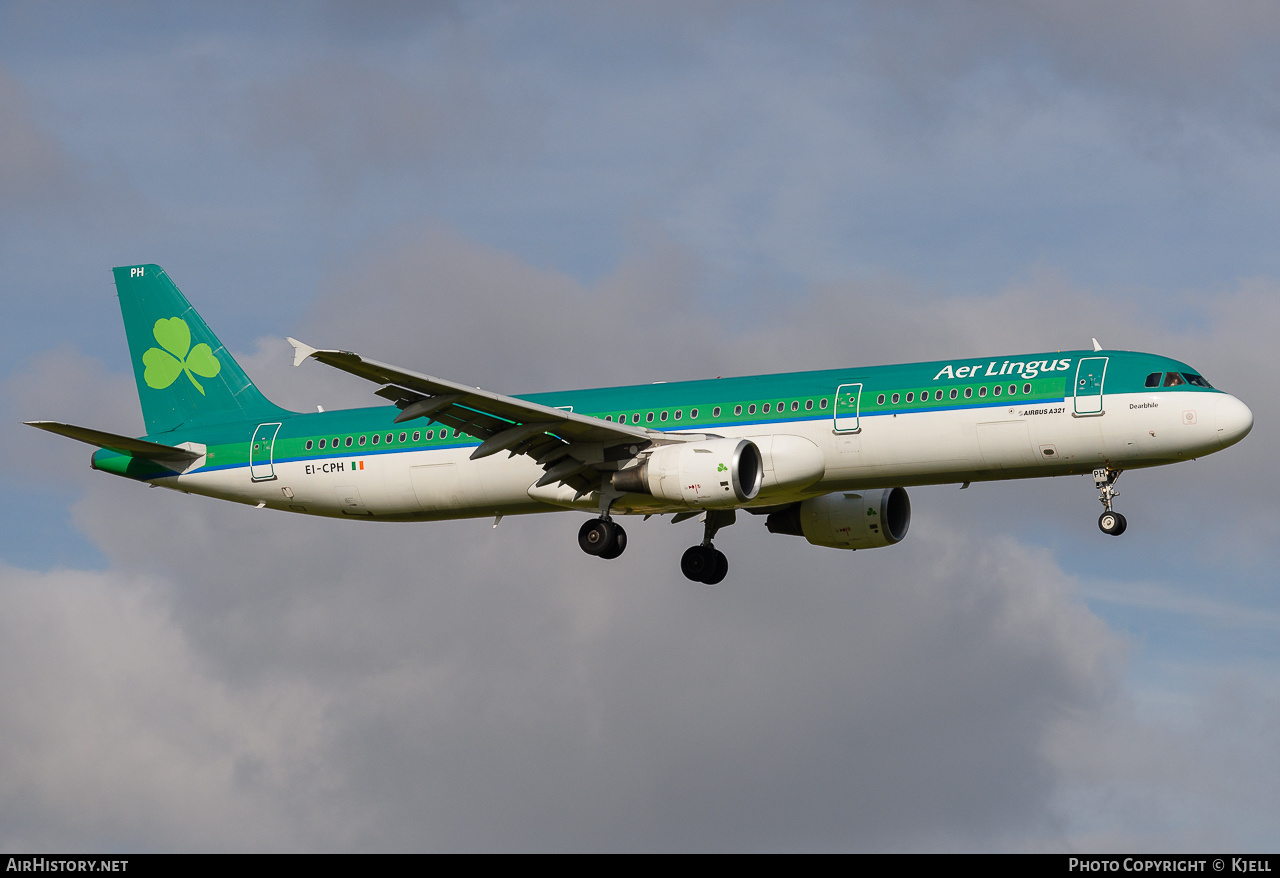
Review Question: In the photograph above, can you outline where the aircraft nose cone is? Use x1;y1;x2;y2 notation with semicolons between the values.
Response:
1215;394;1253;448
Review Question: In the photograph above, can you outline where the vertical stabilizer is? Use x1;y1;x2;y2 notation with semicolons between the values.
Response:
113;264;290;434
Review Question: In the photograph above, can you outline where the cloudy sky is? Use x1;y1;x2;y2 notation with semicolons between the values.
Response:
2;1;1278;852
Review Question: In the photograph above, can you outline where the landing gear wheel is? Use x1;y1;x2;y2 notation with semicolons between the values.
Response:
599;524;627;559
1098;511;1127;536
579;519;614;556
680;545;728;584
703;549;728;585
681;545;714;582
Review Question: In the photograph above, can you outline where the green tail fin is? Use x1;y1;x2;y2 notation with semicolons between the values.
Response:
113;264;290;434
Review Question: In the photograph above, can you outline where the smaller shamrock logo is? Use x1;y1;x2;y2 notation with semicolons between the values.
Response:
717;463;727;472
142;317;221;394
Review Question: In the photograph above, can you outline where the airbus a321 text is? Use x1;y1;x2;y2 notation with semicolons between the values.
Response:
29;265;1253;584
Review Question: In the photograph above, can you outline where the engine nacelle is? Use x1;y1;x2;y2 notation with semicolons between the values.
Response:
765;487;911;549
613;438;763;507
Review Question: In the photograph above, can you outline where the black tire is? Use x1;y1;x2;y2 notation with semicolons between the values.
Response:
702;549;728;585
1098;511;1125;536
579;519;614;555
599;524;627;559
681;545;713;581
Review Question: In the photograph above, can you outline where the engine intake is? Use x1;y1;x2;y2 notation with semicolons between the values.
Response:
765;487;911;549
613;438;762;507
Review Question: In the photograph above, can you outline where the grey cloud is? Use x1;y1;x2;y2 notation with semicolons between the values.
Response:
0;563;330;851
0;64;89;219
3;345;140;490
36;468;1124;850
248;54;531;192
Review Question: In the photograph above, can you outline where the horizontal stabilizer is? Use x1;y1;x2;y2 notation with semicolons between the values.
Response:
25;421;202;462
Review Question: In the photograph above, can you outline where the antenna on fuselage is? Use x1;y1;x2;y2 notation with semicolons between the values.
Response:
1091;338;1102;352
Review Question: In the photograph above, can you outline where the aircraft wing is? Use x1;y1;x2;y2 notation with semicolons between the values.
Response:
25;421;203;463
288;339;679;492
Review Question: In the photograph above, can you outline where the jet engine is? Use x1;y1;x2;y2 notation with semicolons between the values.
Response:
612;438;763;507
765;487;911;549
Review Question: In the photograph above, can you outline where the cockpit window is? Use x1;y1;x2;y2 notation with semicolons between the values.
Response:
1182;373;1212;388
1145;372;1162;388
1163;372;1186;387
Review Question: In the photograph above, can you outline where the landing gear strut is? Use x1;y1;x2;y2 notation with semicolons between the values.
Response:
681;509;734;585
1094;467;1127;536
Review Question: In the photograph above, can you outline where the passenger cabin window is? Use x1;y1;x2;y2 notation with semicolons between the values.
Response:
426;430;434;440
891;393;900;404
1145;372;1162;388
306;440;314;450
646;412;654;423
877;394;886;405
905;392;913;403
763;403;770;413
1023;383;1031;394
399;432;407;442
660;411;667;421
318;439;326;449
791;401;799;411
805;400;813;410
978;387;987;397
386;434;393;443
964;388;973;398
1163;372;1186;387
949;389;957;400
734;405;742;416
819;399;828;409
675;410;682;420
748;404;756;415
691;408;699;418
711;407;719;417
371;434;379;445
992;385;1001;396
358;435;366;446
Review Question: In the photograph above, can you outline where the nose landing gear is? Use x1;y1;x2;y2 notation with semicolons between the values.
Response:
1094;467;1127;536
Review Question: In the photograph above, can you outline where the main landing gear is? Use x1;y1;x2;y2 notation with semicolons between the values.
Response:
575;500;736;585
680;509;734;585
579;517;627;559
1094;467;1127;536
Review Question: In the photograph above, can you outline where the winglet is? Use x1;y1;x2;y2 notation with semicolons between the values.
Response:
286;337;319;367
1091;338;1103;352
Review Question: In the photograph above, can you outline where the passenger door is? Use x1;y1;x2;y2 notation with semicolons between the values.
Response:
1073;358;1108;416
834;383;863;433
250;422;282;481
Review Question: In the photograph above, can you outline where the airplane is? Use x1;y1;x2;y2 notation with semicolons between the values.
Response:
28;265;1254;584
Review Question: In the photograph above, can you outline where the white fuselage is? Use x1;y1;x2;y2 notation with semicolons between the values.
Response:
154;388;1252;522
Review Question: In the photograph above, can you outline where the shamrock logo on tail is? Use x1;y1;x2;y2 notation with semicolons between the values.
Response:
142;317;220;394
717;463;728;472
